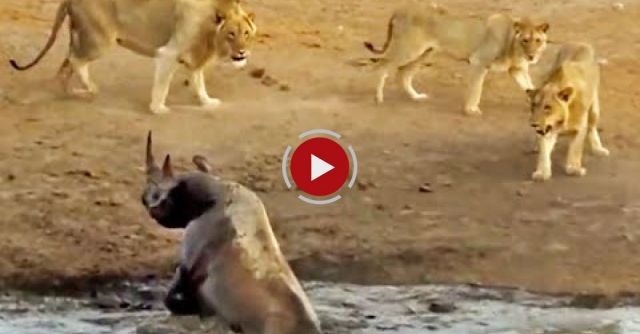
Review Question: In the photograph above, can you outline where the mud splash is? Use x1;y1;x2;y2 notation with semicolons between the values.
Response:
1;282;639;334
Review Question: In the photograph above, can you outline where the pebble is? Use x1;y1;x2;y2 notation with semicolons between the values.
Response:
428;301;457;313
419;183;433;193
249;68;266;79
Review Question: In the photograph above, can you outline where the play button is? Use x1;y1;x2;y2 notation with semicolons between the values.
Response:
289;136;351;197
311;154;334;181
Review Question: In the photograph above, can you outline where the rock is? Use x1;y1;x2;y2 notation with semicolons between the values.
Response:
136;286;165;303
279;84;290;91
419;183;433;193
92;293;123;309
428;301;457;313
249;68;266;79
66;169;99;179
516;188;528;197
136;315;231;334
261;75;278;87
357;180;377;191
569;293;616;309
435;174;453;187
612;2;624;11
51;190;70;199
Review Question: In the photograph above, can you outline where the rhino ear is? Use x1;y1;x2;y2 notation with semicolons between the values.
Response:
146;131;161;181
162;154;174;179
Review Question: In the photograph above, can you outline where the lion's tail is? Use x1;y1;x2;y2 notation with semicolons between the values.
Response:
9;0;70;70
363;14;395;55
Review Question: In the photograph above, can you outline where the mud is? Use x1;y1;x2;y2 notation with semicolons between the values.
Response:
1;282;639;334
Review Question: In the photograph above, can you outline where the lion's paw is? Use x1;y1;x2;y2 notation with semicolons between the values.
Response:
565;165;587;177
201;97;221;109
150;104;171;115
592;147;610;157
532;169;551;182
411;93;429;101
464;106;482;116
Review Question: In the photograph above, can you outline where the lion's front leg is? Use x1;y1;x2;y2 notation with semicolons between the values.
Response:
509;65;534;90
464;65;488;115
532;133;557;181
565;125;588;177
191;69;221;109
150;47;179;114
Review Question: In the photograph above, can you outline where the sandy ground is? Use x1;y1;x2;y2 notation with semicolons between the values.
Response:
1;0;640;295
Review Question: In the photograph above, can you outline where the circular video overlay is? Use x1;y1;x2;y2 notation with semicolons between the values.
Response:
282;129;358;205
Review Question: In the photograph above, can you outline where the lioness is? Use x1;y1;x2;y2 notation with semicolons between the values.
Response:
364;3;549;115
9;0;256;114
527;42;609;182
141;132;322;334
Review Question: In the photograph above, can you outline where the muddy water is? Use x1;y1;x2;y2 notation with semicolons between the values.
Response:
1;282;639;334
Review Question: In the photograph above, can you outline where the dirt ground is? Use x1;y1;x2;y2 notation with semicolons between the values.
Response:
1;0;639;295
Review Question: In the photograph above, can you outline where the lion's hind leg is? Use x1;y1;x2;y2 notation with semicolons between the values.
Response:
65;22;115;98
375;64;391;104
68;57;99;98
397;46;434;101
56;58;74;94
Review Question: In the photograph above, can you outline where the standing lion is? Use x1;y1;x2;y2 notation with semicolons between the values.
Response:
9;0;257;114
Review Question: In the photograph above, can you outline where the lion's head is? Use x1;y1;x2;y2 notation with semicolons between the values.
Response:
527;85;574;136
215;5;257;68
514;20;549;63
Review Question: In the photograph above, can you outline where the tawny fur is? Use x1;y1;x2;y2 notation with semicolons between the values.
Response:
9;0;257;114
527;42;609;182
364;3;550;115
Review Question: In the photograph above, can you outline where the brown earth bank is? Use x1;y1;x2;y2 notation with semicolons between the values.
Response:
0;0;639;295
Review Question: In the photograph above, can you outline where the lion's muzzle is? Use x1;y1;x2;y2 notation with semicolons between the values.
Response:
231;50;248;68
531;123;552;136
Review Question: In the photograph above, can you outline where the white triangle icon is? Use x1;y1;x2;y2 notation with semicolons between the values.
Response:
311;154;334;181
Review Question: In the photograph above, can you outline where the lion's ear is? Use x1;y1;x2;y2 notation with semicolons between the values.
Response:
537;22;550;33
248;12;256;22
513;21;523;34
215;13;225;24
526;89;538;101
557;87;574;103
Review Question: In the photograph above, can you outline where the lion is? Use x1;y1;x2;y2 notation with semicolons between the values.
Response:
9;0;256;114
526;42;609;182
364;3;549;115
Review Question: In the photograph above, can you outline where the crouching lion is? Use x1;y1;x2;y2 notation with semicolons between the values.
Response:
9;0;256;114
527;42;609;182
364;3;549;115
141;132;322;334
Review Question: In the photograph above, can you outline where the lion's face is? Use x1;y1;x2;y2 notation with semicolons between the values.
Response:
216;9;257;68
514;21;549;63
527;86;574;136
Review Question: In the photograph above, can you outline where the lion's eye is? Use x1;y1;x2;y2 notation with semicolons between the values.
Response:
535;38;542;43
228;32;235;39
522;38;530;44
244;30;249;37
